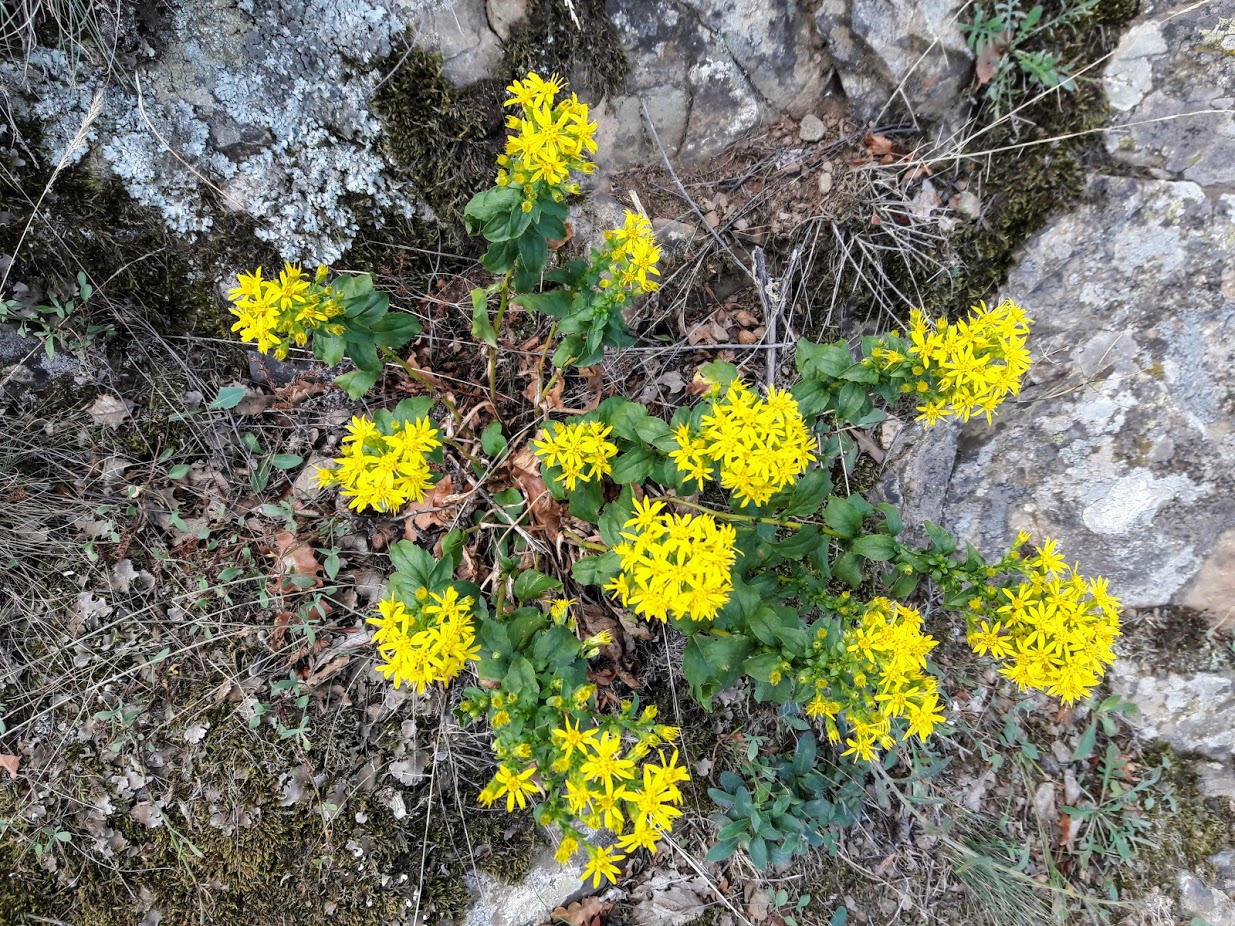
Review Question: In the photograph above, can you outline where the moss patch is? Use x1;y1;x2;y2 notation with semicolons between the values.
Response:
505;0;629;99
1120;745;1235;897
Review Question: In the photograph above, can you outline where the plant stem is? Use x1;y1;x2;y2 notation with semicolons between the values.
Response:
667;496;843;536
533;319;559;405
487;274;513;408
379;347;463;428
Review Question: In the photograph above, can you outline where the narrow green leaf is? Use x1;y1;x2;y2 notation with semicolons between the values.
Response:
209;386;247;410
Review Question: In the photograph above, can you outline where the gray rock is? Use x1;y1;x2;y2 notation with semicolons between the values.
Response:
461;846;587;926
1179;871;1235;926
876;420;958;547
604;0;830;165
799;112;826;142
486;0;529;42
814;0;973;123
931;175;1235;619
1104;0;1235;188
410;0;504;86
1108;661;1235;795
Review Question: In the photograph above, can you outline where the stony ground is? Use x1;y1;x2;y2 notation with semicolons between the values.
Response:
2;0;1235;925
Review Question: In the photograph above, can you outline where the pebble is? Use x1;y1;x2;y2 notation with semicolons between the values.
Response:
799;113;826;142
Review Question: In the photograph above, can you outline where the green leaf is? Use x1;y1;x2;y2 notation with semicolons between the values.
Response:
796;340;851;378
517;290;574;318
481;239;517;274
598;489;634;547
704;839;741;863
271;454;303;471
345;332;381;373
389;541;437;586
876;502;902;536
517;231;549;276
746;605;784;646
571;551;621;587
823;496;863;539
370;311;421;349
834;381;868;422
748;835;769;869
314;331;346;367
471;288;497;348
209;386;248;410
610;447;657;485
696;360;740;391
782;468;831;517
440;529;465;570
168;463;191;480
481;421;507;457
774;525;824;560
831;907;849;926
392;397;434;425
567;478;604;524
1072;719;1098;763
833;551;864;588
850;533;896;561
334;368;379;400
506;655;540;698
512;570;562;603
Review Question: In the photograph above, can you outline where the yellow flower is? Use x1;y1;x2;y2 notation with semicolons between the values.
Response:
675;380;817;507
489;765;543;812
581;844;625;888
608;506;737;623
904;299;1032;426
551;716;600;762
533;420;618;490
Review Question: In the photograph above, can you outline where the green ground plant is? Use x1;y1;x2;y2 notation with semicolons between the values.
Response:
219;71;1134;893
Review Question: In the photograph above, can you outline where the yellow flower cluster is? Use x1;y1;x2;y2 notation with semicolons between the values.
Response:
532;420;618;490
599;211;661;295
801;598;944;763
316;414;440;512
966;538;1121;705
671;380;816;507
472;675;687;886
903;297;1032;426
368;585;480;693
227;263;345;359
497;72;598;210
605;497;737;622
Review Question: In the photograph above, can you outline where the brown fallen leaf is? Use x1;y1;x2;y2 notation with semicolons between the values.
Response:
403;475;460;540
0;754;20;779
549;895;612;926
271;529;323;592
976;34;1010;86
88;394;134;429
865;132;894;157
509;446;561;544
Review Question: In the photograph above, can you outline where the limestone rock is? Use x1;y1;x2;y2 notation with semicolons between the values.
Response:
1179;871;1235;926
1109;662;1235;793
814;0;973;123
603;0;831;165
462;846;587;926
1104;0;1235;188
410;0;504;86
933;175;1235;619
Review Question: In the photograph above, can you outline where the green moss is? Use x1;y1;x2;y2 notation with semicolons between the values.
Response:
503;0;629;99
370;50;505;240
0;125;273;339
1120;744;1235;896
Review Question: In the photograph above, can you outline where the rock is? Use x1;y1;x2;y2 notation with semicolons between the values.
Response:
602;0;830;165
923;174;1235;620
876;420;958;546
410;0;504;86
1104;0;1235;188
1179;871;1235;926
1108;663;1235;788
462;846;587;926
814;0;973;124
486;0;529;42
652;217;699;262
799;112;826;141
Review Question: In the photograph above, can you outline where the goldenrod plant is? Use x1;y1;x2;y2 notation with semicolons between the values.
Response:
227;262;421;398
223;71;1124;888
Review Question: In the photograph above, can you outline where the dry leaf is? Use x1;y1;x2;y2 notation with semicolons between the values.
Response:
509;446;561;544
271;530;323;592
403;475;459;539
88;394;134;429
549;895;612;926
975;36;1010;86
0;754;20;779
865;132;894;156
